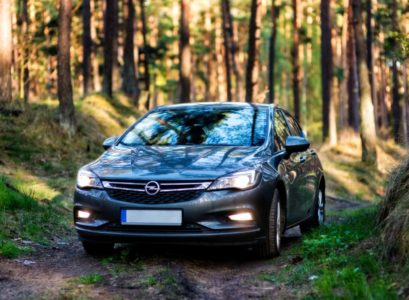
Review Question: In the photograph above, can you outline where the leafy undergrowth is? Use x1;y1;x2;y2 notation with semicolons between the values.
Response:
260;207;404;299
318;133;407;202
0;94;139;258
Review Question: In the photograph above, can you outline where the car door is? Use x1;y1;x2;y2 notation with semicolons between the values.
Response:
282;111;316;220
273;110;302;226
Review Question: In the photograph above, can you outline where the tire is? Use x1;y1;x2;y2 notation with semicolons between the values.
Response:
300;187;325;234
254;190;284;259
82;241;115;256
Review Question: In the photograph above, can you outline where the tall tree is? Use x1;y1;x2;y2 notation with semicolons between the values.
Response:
57;0;76;133
366;0;377;130
346;0;359;132
178;0;191;103
352;0;377;165
139;0;150;108
21;0;30;103
245;0;262;103
90;0;101;92
82;0;92;96
403;63;409;147
268;0;279;104
321;0;337;145
221;0;233;101
225;0;242;101
292;0;300;121
102;0;118;98
391;0;400;143
122;0;139;103
0;0;13;106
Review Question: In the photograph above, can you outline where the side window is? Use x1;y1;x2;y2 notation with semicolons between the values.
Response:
283;111;303;137
273;110;291;151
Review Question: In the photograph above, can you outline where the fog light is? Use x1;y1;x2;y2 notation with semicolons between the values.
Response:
228;212;253;221
77;210;91;219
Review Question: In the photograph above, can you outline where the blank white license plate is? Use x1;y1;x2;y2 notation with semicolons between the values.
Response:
121;209;182;226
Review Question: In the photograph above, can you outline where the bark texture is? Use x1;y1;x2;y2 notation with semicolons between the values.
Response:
57;0;76;134
82;0;92;96
122;0;139;103
292;0;300;121
321;0;337;145
0;0;13;106
346;1;359;132
178;0;191;103
352;0;377;165
221;0;233;101
22;0;30;103
103;0;118;98
245;0;262;103
268;1;279;104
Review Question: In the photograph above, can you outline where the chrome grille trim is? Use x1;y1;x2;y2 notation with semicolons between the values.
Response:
102;181;212;192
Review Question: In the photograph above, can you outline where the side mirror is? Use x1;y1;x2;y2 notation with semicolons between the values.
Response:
103;136;118;150
285;136;310;153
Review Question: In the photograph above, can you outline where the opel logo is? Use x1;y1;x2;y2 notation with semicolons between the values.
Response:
145;181;160;196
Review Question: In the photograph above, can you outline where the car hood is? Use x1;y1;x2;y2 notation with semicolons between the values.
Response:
89;145;261;181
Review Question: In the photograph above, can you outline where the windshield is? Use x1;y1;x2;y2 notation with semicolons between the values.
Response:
119;106;268;147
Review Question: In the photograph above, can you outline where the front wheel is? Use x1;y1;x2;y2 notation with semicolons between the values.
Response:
254;190;284;259
300;187;325;234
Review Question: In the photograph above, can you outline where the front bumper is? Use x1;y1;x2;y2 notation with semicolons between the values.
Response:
73;181;274;246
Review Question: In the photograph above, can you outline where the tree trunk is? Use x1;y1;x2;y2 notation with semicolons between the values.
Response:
57;0;76;134
225;0;242;101
204;11;217;101
245;0;262;103
103;0;118;98
321;0;337;145
291;0;300;121
82;0;92;96
366;0;378;131
339;0;349;129
221;0;233;101
352;0;377;165
391;0;400;143
0;0;13;106
346;1;359;132
268;0;279;104
122;0;139;103
402;62;409;147
90;0;101;92
139;0;150;109
178;0;191;103
22;0;29;103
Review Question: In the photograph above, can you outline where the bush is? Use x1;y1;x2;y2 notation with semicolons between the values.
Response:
378;156;409;262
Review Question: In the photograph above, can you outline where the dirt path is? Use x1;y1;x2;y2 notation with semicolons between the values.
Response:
0;197;367;300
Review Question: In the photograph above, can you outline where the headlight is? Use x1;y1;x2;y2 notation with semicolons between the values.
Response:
77;169;102;189
208;170;260;191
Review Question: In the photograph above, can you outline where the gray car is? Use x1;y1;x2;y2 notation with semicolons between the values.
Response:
74;103;325;258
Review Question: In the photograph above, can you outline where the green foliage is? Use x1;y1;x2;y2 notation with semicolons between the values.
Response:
259;207;398;299
74;274;104;285
0;239;31;258
0;177;38;211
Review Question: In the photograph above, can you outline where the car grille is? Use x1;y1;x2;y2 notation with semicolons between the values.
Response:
105;189;203;204
103;180;211;204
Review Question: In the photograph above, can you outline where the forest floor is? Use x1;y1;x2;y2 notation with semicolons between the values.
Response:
0;96;407;299
0;196;368;300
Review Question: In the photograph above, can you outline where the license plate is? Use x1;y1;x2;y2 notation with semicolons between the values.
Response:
121;209;182;226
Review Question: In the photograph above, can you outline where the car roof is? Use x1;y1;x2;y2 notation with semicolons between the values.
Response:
155;102;274;110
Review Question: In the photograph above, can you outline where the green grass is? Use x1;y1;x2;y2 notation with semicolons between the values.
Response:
259;207;398;299
74;274;104;285
0;175;71;255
